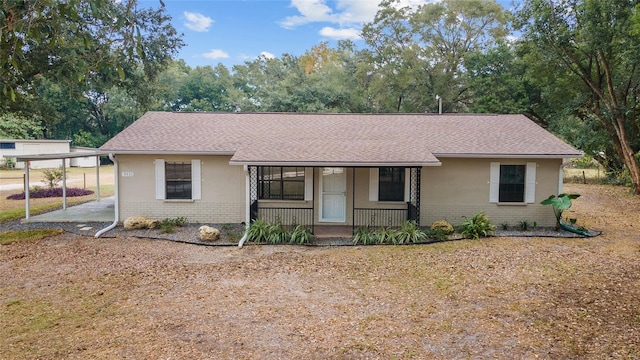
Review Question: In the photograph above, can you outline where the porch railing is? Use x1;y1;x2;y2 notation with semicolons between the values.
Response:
256;206;314;232
353;207;408;228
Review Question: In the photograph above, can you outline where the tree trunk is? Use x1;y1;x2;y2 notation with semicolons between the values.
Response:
613;115;640;195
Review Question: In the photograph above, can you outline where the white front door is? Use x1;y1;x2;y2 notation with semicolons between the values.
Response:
320;167;346;222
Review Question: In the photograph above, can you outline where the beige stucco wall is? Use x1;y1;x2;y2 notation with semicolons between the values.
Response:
116;154;245;223
420;158;562;228
114;157;563;228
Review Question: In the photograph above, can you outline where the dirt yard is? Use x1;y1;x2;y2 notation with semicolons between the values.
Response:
1;183;640;359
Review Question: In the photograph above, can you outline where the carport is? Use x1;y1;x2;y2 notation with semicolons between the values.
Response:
16;151;108;220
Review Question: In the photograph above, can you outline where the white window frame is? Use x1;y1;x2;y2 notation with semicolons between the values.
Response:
155;159;201;200
369;168;410;202
489;162;536;204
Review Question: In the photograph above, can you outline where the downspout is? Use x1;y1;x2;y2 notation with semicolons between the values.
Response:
95;153;119;238
558;157;574;194
237;165;251;247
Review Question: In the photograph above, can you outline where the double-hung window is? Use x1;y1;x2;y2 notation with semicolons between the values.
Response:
166;162;192;199
155;159;201;200
499;165;525;202
489;162;536;204
259;166;305;200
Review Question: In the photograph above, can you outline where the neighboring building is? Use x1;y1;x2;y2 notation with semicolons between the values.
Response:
70;147;100;168
100;112;582;231
1;139;71;169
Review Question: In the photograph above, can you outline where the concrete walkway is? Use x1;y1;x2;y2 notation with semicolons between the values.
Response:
22;197;115;223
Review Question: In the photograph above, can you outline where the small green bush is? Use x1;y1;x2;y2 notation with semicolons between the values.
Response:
353;226;375;245
266;222;288;244
396;220;427;244
158;217;188;234
41;167;63;188
373;227;399;244
289;224;313;244
247;219;269;243
460;212;495;239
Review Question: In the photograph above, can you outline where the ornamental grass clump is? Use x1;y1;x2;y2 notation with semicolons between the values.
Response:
395;220;426;244
460;212;495;239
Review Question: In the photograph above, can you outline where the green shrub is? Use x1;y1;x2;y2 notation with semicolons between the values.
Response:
289;224;313;244
158;217;188;234
396;220;427;244
353;226;375;245
460;212;495;239
373;227;399;244
41;167;63;188
266;222;288;244
247;219;269;243
424;228;450;241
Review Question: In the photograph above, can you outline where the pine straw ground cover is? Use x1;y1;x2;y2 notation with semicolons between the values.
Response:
1;184;639;359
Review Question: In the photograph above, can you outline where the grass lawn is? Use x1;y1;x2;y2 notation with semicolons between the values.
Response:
1;166;114;223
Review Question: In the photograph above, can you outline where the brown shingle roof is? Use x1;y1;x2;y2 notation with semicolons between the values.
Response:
99;112;581;165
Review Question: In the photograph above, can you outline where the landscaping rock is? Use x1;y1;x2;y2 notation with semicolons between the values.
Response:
124;216;159;230
198;225;220;241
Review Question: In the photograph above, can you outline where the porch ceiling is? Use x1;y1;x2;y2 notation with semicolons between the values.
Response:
228;139;442;167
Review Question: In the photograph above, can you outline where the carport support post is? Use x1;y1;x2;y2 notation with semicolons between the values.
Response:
95;155;100;201
25;164;30;219
62;159;67;210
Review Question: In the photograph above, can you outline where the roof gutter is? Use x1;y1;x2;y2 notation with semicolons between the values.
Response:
100;150;235;156
95;153;119;238
229;161;442;167
433;153;583;159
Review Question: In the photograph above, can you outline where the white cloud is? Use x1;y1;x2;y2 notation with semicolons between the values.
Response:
319;27;361;40
279;0;430;29
203;49;229;59
184;11;213;32
260;51;276;59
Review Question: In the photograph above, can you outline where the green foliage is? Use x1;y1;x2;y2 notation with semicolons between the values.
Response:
1;157;15;169
0;113;43;139
41;167;63;189
247;219;269;243
518;220;535;231
541;193;581;229
158;217;187;234
353;221;427;245
460;212;495;239
352;226;376;245
396;220;427;244
517;0;640;194
373;227;399;245
289;225;313;245
266;222;288;244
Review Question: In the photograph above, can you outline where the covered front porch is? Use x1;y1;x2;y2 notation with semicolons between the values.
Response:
246;166;423;235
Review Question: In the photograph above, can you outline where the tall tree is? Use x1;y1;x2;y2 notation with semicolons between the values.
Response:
362;0;508;113
1;0;182;142
517;0;640;194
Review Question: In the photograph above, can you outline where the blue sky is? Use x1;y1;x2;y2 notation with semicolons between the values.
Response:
147;0;521;69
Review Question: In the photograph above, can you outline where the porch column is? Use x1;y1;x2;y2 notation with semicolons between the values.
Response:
62;158;67;210
408;167;421;224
